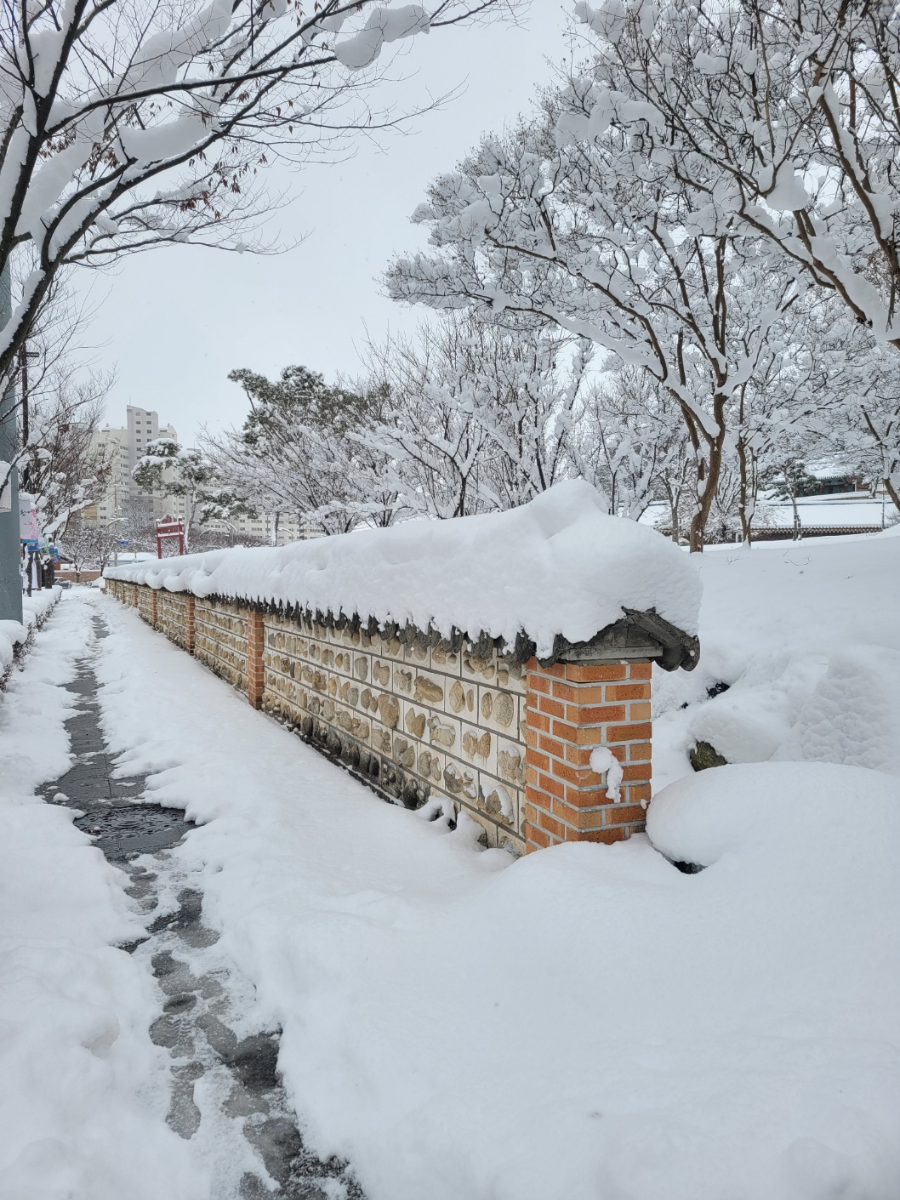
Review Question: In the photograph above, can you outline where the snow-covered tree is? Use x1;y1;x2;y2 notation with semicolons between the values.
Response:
58;512;123;577
0;0;513;454
387;71;814;549
354;315;586;519
207;364;398;536
799;305;900;512
23;378;114;538
4;267;115;534
132;439;217;548
571;0;900;350
574;364;691;531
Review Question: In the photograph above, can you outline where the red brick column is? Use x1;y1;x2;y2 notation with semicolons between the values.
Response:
185;595;195;654
246;610;265;709
523;659;652;852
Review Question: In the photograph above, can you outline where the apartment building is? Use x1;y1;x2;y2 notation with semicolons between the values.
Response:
90;407;310;545
91;406;186;525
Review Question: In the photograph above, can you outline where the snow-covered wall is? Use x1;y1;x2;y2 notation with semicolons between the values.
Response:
108;575;660;853
104;482;701;659
106;487;701;852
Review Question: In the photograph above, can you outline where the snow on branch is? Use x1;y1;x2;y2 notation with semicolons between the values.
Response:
0;0;512;395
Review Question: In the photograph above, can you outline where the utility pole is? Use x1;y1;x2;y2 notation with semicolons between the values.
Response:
0;262;23;623
18;341;39;493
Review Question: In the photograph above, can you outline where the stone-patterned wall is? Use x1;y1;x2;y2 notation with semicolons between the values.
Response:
137;584;154;625
194;599;248;691
262;613;527;852
156;591;190;648
107;582;665;855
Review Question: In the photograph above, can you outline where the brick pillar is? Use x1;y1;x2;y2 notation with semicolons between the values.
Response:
246;610;265;709
185;595;195;654
131;583;138;607
524;659;652;852
150;589;158;629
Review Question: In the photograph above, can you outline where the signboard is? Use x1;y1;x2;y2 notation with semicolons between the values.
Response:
19;492;40;541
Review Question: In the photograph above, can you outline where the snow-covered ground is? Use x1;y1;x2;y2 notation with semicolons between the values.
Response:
654;527;900;787
0;597;205;1200
0;587;59;677
1;530;899;1200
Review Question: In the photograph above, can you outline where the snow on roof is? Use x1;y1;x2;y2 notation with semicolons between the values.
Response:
105;480;701;657
765;499;887;528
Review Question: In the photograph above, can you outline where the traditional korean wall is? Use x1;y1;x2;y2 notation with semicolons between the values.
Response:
105;578;655;854
262;611;527;851
155;590;191;650
194;599;249;692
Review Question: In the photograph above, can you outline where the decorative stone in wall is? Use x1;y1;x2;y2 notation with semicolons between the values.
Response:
137;584;154;626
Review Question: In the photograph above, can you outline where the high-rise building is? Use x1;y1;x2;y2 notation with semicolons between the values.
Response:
91;406;184;525
88;406;311;545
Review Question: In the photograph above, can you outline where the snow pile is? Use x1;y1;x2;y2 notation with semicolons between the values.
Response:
105;481;701;655
0;586;60;675
653;533;900;786
90;593;900;1200
0;598;206;1200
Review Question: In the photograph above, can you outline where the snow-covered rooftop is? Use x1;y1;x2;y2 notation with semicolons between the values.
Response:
105;481;701;658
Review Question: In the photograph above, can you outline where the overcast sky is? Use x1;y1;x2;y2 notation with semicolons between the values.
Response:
79;2;575;445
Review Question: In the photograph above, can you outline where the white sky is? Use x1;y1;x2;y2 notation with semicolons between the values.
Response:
81;2;575;445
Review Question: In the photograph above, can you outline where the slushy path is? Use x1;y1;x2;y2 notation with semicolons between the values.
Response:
43;612;365;1200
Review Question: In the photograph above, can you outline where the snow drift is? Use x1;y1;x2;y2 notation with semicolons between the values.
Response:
653;533;900;786
89;596;900;1200
0;587;59;677
104;481;701;657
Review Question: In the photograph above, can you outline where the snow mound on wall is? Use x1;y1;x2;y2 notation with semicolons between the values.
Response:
105;481;701;656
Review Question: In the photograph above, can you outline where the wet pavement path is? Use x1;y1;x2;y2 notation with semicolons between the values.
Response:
43;616;365;1200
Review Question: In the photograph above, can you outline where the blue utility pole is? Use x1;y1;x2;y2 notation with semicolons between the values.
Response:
0;262;23;622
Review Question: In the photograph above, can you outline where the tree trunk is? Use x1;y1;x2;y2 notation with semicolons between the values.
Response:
669;494;680;543
885;475;900;513
688;431;725;553
790;488;802;540
682;390;727;554
737;437;754;546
